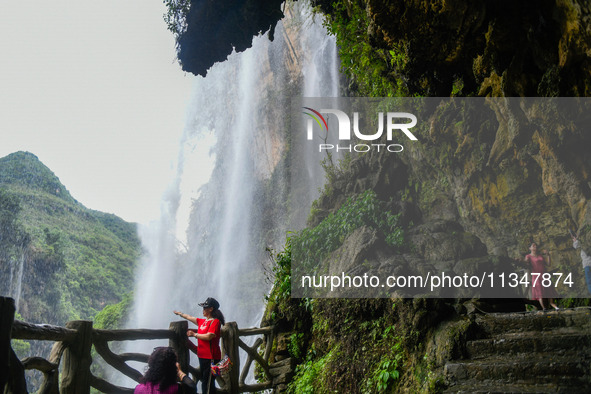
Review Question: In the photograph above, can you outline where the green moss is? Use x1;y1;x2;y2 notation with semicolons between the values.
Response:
265;292;463;392
288;332;306;360
287;347;338;394
361;333;404;393
264;241;313;329
438;318;472;360
293;190;405;281
323;1;408;96
558;298;591;308
451;78;465;96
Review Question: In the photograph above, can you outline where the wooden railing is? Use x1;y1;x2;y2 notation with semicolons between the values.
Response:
0;297;280;394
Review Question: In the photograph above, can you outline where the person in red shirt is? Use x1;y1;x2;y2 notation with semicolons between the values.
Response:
174;297;225;394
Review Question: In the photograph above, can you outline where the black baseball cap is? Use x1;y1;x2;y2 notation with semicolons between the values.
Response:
198;297;220;311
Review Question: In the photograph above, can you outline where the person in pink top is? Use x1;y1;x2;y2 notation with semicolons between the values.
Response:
134;347;196;394
174;297;225;394
520;242;559;311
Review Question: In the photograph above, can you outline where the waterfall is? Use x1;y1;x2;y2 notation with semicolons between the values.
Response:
128;0;339;348
6;248;26;311
14;250;26;310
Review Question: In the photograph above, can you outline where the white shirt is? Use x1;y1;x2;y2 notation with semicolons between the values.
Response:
573;239;591;268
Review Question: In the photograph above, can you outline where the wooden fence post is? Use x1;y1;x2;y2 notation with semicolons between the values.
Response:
0;297;16;392
169;320;189;374
60;320;93;394
222;322;240;394
1;297;27;394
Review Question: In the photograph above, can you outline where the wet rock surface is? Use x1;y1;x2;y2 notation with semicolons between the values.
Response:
362;0;591;96
444;307;591;393
310;98;591;299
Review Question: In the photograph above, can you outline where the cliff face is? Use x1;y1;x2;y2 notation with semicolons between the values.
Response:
360;0;591;96
306;0;591;293
176;0;285;76
171;0;591;391
0;152;141;324
298;98;590;301
415;99;591;256
261;1;591;392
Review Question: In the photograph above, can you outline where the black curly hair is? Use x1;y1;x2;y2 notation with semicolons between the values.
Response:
140;347;178;390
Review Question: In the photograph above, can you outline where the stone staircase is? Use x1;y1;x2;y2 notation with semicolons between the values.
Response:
444;307;591;393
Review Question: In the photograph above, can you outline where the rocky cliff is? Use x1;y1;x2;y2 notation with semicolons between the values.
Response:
0;151;140;324
259;1;591;392
317;0;591;97
304;0;591;298
171;0;591;391
301;97;591;299
172;0;286;76
265;96;591;391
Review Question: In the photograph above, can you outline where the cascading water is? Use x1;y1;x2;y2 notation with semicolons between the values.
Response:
127;0;340;359
5;248;26;311
14;250;26;310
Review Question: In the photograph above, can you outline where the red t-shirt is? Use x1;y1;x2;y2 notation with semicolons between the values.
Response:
188;318;221;360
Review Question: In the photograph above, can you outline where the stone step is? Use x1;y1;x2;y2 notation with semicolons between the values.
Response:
444;355;589;383
444;379;588;393
466;331;591;360
474;308;591;336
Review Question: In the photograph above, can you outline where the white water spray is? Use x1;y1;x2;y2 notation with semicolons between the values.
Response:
129;0;340;346
6;248;26;311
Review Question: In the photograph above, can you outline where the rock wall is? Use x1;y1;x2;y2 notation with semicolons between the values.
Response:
177;0;285;76
305;0;591;299
261;1;591;392
303;98;591;300
359;0;591;96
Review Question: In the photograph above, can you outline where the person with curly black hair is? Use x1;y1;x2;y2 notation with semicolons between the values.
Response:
134;347;196;394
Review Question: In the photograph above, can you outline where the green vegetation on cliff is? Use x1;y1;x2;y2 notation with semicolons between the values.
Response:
294;190;404;277
264;189;441;391
322;1;408;96
0;151;141;324
265;250;454;392
320;0;591;96
260;2;591;392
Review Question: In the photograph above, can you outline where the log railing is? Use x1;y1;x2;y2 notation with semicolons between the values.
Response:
0;297;278;394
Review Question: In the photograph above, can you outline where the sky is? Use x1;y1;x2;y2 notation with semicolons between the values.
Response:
0;0;195;224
